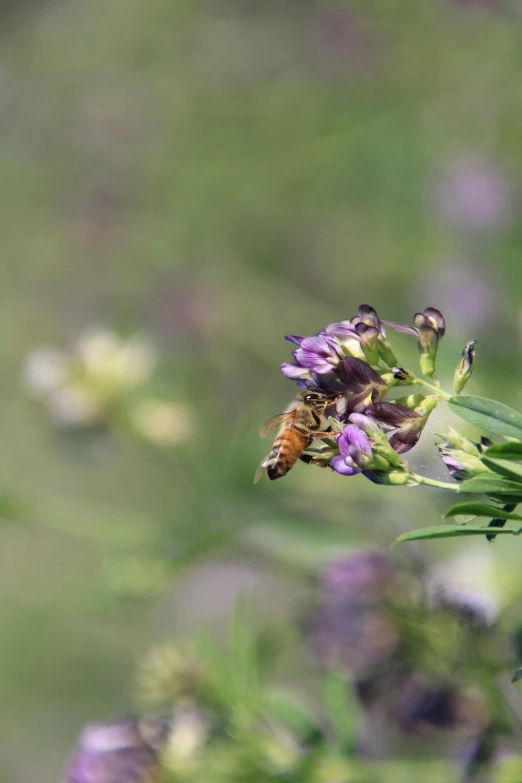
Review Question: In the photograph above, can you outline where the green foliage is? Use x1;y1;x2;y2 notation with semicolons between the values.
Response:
395;524;522;544
448;397;522;441
444;502;522;522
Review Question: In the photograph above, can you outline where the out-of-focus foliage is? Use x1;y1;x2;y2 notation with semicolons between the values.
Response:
1;0;522;781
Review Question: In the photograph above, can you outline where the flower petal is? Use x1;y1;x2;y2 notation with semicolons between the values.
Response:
284;334;306;346
338;357;384;392
337;424;372;457
281;362;311;380
331;455;360;476
382;320;419;338
323;321;359;338
349;412;381;436
423;307;446;338
366;402;421;428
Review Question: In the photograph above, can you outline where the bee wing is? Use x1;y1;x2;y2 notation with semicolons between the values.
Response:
259;413;289;438
253;462;267;484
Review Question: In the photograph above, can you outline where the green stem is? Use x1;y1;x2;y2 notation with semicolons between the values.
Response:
410;473;461;491
412;377;451;400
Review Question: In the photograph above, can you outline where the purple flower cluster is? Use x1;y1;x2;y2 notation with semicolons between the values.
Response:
277;305;447;480
306;550;499;753
281;305;393;385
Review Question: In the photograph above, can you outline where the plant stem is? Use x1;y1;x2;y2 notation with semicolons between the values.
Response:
410;473;461;491
412;377;451;400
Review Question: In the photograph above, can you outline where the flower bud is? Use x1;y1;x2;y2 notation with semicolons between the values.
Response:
414;396;438;418
439;446;492;482
377;339;398;368
392;367;417;385
436;427;481;457
364;469;414;485
453;340;476;394
394;394;427;409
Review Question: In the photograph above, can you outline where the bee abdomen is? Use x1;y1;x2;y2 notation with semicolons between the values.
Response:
265;432;311;480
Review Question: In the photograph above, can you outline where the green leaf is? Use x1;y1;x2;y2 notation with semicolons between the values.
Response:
459;475;522;494
444;502;522;521
488;493;522;505
264;691;319;740
482;457;522;480
394;524;522;545
485;442;522;460
324;672;360;751
448;396;522;440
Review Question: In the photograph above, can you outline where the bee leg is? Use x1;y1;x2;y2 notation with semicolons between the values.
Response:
299;454;330;469
310;430;334;439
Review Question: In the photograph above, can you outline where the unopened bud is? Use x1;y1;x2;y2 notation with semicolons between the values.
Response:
420;352;436;377
436;427;480;457
377;340;398;368
394;394;426;409
414;396;438;418
453;340;476;394
392;367;416;384
365;469;414;486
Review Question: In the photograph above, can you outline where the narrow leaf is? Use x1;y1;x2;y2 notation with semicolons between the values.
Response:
459;475;522;494
485;443;522;460
264;691;319;740
488;493;522;505
444;502;522;521
448;396;522;440
394;525;522;545
482;457;522;480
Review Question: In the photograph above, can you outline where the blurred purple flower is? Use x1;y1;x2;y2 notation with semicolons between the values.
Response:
62;718;167;783
392;676;485;738
150;281;219;341
430;156;511;233
322;551;396;601
308;8;382;77
307;551;400;679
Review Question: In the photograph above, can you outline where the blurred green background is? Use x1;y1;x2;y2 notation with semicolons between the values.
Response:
1;0;522;780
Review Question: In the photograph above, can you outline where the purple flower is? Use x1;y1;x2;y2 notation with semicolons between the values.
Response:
62;718;167;783
348;412;382;436
350;304;384;336
306;550;400;678
323;551;396;600
366;401;424;454
415;264;504;335
293;335;344;374
439;451;470;482
331;423;373;475
322;321;364;357
284;335;306;346
338;357;385;394
280;361;312;381
430;156;511;234
383;307;446;377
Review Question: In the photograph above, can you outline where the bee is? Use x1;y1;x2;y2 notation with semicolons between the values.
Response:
254;390;339;482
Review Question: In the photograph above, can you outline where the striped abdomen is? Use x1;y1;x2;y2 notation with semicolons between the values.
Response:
263;428;312;480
